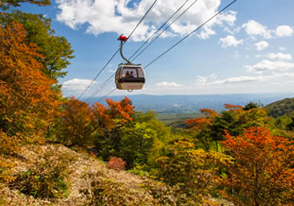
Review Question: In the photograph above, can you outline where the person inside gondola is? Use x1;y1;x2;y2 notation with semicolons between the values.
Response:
130;71;134;78
125;71;130;78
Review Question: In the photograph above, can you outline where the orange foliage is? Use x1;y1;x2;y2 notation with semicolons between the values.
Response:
200;108;220;118
93;97;134;131
185;108;219;132
106;96;134;122
224;104;243;111
185;117;211;131
221;127;294;205
0;23;61;136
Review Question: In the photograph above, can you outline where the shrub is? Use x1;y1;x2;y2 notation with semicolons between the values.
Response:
106;156;126;171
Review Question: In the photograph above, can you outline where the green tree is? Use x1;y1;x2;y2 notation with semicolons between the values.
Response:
243;101;262;111
119;122;158;169
119;116;170;170
286;112;294;131
0;10;74;81
0;0;50;10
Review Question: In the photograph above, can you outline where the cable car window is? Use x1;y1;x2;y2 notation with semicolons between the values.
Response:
122;68;138;78
137;68;144;78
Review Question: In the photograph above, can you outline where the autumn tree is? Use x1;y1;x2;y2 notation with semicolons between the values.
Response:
0;10;74;82
0;23;61;137
221;127;294;205
54;97;94;147
92;97;135;159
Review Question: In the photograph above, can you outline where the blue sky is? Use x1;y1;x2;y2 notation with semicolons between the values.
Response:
16;0;294;98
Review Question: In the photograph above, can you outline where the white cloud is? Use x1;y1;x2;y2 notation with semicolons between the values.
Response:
242;20;272;39
279;46;287;51
198;27;216;39
216;10;237;27
207;72;294;85
197;75;207;83
213;75;265;84
56;0;237;41
219;35;243;48
276;25;293;37
244;60;294;73
196;73;217;84
63;78;97;91
223;26;233;34
255;41;269;51
266;53;292;61
155;81;182;89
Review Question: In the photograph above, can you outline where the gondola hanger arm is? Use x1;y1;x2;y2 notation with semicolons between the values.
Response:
118;35;132;65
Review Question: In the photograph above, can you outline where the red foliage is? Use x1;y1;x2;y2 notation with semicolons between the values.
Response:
106;157;126;171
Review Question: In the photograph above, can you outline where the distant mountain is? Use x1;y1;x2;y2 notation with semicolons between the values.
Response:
265;97;294;117
86;93;294;114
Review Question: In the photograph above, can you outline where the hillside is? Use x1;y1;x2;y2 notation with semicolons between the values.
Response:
0;143;156;205
265;97;294;117
0;143;230;206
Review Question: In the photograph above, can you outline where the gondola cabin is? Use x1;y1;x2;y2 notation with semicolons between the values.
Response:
115;64;145;90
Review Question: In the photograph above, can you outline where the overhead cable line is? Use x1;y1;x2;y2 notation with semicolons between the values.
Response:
131;0;198;62
88;74;115;98
144;0;237;69
78;50;118;100
129;0;189;61
97;88;117;103
89;0;237;102
88;0;198;99
77;0;158;99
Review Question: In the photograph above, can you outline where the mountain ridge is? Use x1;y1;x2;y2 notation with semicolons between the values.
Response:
86;93;294;113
